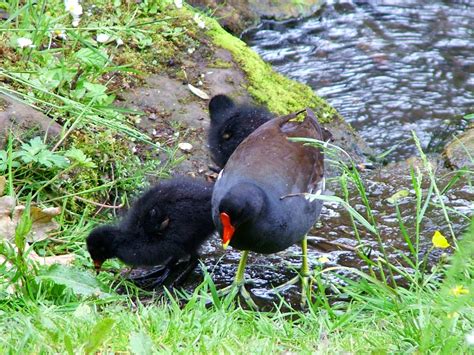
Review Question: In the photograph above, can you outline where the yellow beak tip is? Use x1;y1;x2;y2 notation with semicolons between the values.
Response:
222;242;230;250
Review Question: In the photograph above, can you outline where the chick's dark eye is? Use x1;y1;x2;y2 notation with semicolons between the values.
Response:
222;132;231;140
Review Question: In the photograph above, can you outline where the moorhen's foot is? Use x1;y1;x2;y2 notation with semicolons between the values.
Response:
128;264;170;282
271;273;311;308
218;282;259;309
208;165;222;174
129;265;173;290
129;256;199;290
166;256;199;288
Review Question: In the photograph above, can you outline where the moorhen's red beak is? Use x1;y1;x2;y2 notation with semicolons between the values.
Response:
219;212;235;250
93;259;104;273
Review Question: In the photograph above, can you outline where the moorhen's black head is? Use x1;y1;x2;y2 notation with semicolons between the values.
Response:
86;177;215;271
216;183;265;248
208;94;273;168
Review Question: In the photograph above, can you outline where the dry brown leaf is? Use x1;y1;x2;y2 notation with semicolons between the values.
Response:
0;198;60;242
29;206;61;242
0;196;17;241
1;241;75;266
0;176;6;197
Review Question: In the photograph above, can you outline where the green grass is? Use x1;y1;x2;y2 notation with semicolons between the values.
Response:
0;0;473;353
0;224;472;353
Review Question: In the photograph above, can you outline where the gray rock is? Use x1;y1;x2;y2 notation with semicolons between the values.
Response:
0;94;62;147
444;126;474;169
188;0;324;34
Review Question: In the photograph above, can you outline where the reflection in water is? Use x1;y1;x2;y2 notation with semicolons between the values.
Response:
244;0;474;160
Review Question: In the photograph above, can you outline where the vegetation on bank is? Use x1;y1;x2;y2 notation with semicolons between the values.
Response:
0;0;472;353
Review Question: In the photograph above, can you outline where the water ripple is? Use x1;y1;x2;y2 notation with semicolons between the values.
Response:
244;0;474;160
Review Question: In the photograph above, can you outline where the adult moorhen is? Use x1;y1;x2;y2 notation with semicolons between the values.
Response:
208;94;273;169
87;177;215;287
211;108;328;307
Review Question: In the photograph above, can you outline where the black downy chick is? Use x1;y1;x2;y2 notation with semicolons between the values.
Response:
86;177;215;286
208;94;274;168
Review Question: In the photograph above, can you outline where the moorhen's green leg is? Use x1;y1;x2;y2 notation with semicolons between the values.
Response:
300;236;310;307
272;235;311;307
218;250;258;309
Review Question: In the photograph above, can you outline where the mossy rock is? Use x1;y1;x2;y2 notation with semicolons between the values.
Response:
207;17;339;123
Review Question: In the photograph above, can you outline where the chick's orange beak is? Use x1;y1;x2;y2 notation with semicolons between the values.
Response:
219;212;235;250
93;259;104;273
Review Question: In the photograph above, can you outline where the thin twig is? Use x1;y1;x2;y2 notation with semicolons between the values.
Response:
74;195;124;209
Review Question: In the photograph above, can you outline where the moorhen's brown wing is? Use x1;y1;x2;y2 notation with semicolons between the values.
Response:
223;108;325;196
212;108;327;253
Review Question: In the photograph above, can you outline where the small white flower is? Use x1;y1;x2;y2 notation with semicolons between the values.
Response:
467;330;474;346
116;38;124;46
53;29;67;40
17;37;34;48
187;47;195;55
193;14;206;29
65;0;82;27
65;0;83;17
96;33;110;43
174;0;183;9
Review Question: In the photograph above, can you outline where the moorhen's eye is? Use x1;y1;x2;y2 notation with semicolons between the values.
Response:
222;132;231;140
159;217;170;231
149;208;157;217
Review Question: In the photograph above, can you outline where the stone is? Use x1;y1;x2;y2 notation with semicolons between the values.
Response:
0;94;62;147
444;126;474;169
188;0;324;34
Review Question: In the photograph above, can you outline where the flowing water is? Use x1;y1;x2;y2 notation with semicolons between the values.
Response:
243;0;474;160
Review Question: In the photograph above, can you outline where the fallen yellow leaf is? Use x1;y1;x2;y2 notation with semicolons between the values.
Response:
449;285;469;297
318;256;330;264
432;230;450;249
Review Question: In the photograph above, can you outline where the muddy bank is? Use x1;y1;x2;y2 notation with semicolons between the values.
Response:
120;41;371;180
0;93;61;145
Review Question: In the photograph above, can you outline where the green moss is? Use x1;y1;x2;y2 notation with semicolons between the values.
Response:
208;58;233;69
207;18;339;122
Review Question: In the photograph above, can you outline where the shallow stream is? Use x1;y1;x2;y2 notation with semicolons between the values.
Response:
244;0;474;160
